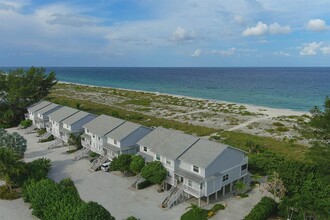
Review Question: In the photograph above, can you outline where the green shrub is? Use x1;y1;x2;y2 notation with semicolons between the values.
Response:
0;185;20;200
276;126;289;132
244;197;277;220
125;216;139;220
39;135;55;143
141;161;167;185
26;158;52;181
137;180;152;189
60;178;79;197
20;119;32;128
273;122;284;127
210;203;225;212
75;201;115;220
37;128;47;136
238;193;249;198
130;155;145;174
109;154;132;173
89;152;98;158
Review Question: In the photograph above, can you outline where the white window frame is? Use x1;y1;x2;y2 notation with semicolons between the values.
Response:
165;158;171;165
156;154;160;161
223;174;229;182
143;146;147;152
114;140;117;145
188;180;193;187
192;165;199;173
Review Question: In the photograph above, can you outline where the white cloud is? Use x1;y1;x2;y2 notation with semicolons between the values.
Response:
191;49;201;57
242;22;290;36
211;47;236;56
273;51;290;57
300;42;323;56
170;26;195;42
242;21;268;36
47;13;98;27
320;47;330;54
269;23;291;34
307;19;327;31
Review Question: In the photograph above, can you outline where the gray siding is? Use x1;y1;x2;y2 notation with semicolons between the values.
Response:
121;127;152;147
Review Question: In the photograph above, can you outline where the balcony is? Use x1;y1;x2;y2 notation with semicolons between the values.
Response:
182;184;205;198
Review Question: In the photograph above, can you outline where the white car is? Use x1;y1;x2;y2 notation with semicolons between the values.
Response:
101;162;110;171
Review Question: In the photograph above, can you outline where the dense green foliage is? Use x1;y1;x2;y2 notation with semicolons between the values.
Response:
109;154;133;173
22;178;115;220
309;96;330;140
75;201;115;220
141;161;167;185
181;204;208;220
20;119;32;128
0;185;20;200
137;179;152;189
0;128;27;156
0;148;25;192
0;67;57;127
244;197;278;220
130;155;145;174
39;134;55;143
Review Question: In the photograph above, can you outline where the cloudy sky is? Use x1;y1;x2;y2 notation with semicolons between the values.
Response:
1;0;330;67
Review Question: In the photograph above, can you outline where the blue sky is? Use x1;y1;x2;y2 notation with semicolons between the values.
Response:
1;0;330;67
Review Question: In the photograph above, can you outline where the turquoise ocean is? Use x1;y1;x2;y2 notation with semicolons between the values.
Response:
2;67;330;111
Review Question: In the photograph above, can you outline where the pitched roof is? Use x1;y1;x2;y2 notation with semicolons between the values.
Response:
105;121;147;141
62;111;94;126
137;127;199;160
179;138;228;169
36;103;61;115
83;114;125;137
48;106;79;123
27;101;52;112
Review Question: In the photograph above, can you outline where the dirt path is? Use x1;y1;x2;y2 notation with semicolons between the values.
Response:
226;116;272;131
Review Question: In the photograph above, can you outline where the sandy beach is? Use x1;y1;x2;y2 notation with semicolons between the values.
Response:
53;82;310;145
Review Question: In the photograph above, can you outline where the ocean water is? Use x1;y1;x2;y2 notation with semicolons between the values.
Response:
2;67;330;111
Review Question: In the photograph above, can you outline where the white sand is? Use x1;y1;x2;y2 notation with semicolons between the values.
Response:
58;81;307;118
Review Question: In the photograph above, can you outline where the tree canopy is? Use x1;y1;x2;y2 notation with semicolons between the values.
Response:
141;161;167;185
0;67;57;126
309;96;330;141
0;128;27;156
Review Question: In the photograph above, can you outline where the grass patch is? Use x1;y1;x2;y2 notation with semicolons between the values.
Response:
273;122;284;126
276;126;289;132
181;208;208;220
219;131;308;161
39;135;55;143
37;128;47;136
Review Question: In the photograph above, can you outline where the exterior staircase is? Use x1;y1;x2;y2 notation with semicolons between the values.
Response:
133;173;142;189
162;184;184;208
90;154;109;171
74;146;91;161
48;138;64;149
38;132;51;141
24;125;37;134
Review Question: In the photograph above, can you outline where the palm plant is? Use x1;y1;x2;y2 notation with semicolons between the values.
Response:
234;180;246;195
186;203;202;216
0;148;24;192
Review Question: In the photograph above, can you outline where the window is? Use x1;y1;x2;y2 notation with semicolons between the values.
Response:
200;183;204;190
193;165;199;173
143;147;147;152
167;171;171;177
93;135;95;138
223;174;229;182
114;140;117;145
98;136;101;141
156;154;160;161
241;164;247;171
87;129;89;133
166;158;171;165
188;180;192;187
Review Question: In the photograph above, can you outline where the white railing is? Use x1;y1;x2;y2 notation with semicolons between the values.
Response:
182;184;204;198
24;125;37;134
74;146;91;161
167;186;184;208
39;132;51;141
90;154;109;171
48;138;63;149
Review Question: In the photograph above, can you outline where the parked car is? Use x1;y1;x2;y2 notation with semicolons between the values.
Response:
101;162;111;171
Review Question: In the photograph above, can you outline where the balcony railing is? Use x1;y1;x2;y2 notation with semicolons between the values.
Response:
182;184;204;198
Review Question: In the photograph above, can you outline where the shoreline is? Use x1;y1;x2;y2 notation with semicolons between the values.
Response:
58;81;307;118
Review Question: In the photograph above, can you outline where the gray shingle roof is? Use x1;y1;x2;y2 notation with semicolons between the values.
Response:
137;127;199;160
62;111;93;126
48;106;79;123
179;139;228;169
36;103;61;115
105;121;145;141
83;114;125;137
27;101;52;112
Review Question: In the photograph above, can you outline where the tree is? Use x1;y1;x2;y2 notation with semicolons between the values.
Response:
75;201;115;220
186;203;203;216
130;155;145;174
141;161;167;185
109;154;132;173
0;148;25;192
0;67;57;126
234;180;246;195
264;171;286;200
26;158;52;181
0;129;27;156
68;133;83;150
